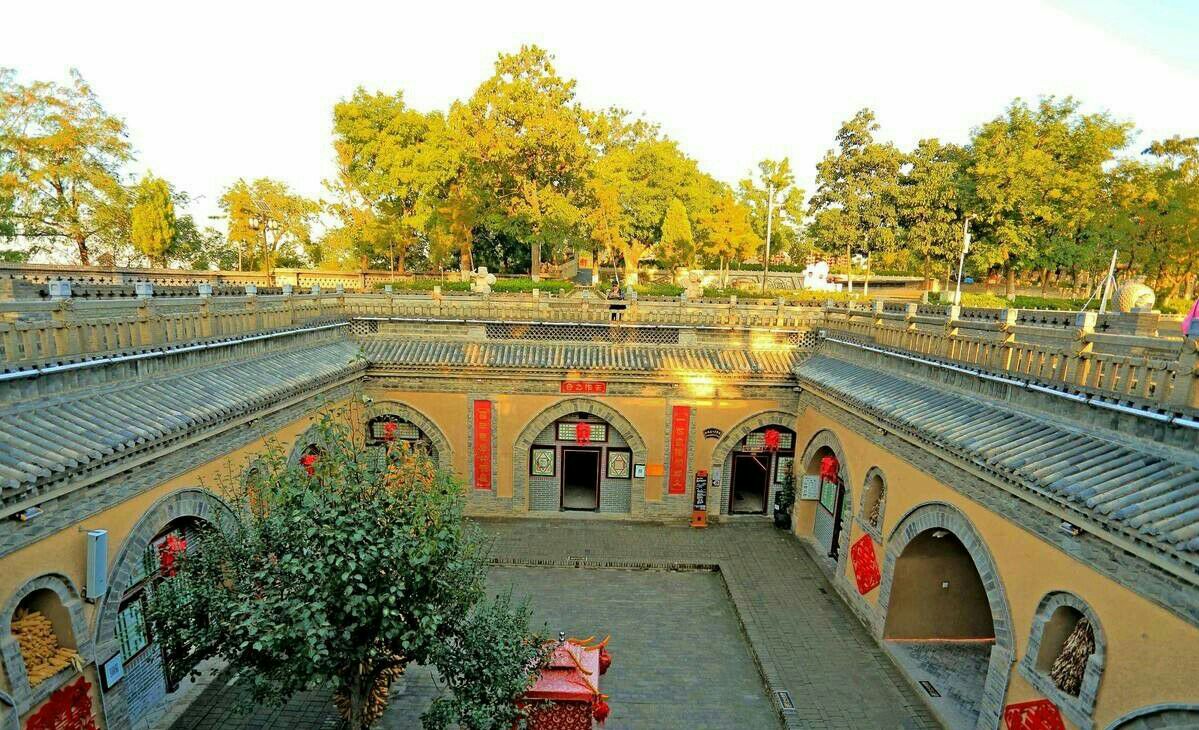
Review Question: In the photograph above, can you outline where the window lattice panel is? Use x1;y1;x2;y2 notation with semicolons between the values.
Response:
485;323;680;344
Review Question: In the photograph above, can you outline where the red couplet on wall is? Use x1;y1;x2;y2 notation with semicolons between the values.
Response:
668;406;691;495
473;400;492;490
1003;699;1065;730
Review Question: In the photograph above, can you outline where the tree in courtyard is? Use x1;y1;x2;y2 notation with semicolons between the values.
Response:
808;109;902;295
658;197;694;268
144;408;550;730
897;139;965;289
219;178;319;271
738;158;804;266
130;173;177;267
0;68;133;265
700;192;759;285
172;214;237;270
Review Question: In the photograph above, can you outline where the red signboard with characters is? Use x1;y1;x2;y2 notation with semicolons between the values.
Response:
668;406;690;495
25;676;98;730
1003;699;1065;730
560;381;607;395
473;400;492;490
849;533;881;594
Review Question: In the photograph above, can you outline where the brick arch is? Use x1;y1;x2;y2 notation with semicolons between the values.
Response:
287;421;336;467
1107;705;1199;730
858;466;889;538
879;502;1014;730
799;429;854;570
93;488;234;730
0;573;92;713
710;410;795;516
364;400;453;473
1019;591;1106;728
511;398;648;510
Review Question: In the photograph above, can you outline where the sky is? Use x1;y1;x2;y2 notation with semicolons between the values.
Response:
5;0;1199;230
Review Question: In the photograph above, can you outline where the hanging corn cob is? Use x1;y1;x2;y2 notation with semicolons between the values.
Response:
1049;617;1094;696
11;608;81;686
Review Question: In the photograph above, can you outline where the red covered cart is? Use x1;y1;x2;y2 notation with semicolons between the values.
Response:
521;634;611;729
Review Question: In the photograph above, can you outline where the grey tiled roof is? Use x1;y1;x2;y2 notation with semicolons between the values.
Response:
795;354;1199;563
360;339;801;375
0;341;363;492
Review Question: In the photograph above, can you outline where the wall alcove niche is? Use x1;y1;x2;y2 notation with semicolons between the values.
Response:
0;574;92;716
1019;592;1106;729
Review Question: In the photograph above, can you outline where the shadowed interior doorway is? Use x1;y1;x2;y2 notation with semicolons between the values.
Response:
561;448;600;510
730;454;769;513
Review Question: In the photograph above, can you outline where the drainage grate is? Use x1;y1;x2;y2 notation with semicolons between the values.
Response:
776;691;795;710
919;681;941;698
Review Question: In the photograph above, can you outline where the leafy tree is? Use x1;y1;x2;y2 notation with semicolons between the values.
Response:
173;215;237;270
898;139;964;288
144;409;550;730
658;197;694;268
700;192;759;284
0;68;133;264
809;109;902;294
219;178;319;271
131;173;177;267
962;97;1130;296
738;158;803;267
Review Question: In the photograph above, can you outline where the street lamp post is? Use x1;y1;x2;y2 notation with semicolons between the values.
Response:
953;215;974;306
761;182;775;292
248;216;280;276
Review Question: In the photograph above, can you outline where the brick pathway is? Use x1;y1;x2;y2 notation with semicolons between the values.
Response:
165;518;937;730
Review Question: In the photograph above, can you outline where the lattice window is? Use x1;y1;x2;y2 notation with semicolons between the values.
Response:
485;323;680;344
350;319;379;336
556;422;607;442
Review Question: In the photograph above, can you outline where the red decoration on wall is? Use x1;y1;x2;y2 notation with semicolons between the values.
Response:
300;453;318;476
24;676;98;730
560;380;607;395
1003;699;1065;730
668;406;691;495
473;400;492;490
849;533;881;594
764;429;781;451
575;422;591;445
158;534;187;577
381;421;398;441
819;454;840;482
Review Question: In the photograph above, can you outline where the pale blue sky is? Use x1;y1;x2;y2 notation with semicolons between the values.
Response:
5;0;1198;240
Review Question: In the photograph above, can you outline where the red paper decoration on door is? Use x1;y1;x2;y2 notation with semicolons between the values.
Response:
763;429;781;451
819;455;840;482
25;676;98;730
1003;699;1065;730
300;453;318;476
849;533;881;594
575;422;591;445
381;421;398;441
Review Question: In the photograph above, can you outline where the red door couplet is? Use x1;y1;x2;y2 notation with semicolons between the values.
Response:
668;406;690;495
473;400;492;490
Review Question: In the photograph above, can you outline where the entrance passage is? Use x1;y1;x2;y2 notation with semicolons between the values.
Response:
561;448;600;510
730;454;769;513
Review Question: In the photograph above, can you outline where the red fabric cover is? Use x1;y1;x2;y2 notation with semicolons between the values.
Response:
849;533;881;594
1003;699;1065;730
524;700;591;730
525;642;600;702
764;429;781;451
575;422;591;445
819;455;840;482
25;676;98;730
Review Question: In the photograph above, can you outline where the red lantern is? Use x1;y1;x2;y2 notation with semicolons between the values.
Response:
300;453;318;476
575;422;591;445
763;429;781;451
598;647;612;674
159;534;187;577
382;421;398;442
819;454;840;482
592;699;610;724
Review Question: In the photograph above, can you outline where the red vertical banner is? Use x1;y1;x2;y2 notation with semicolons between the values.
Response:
473;400;492;490
668;406;691;495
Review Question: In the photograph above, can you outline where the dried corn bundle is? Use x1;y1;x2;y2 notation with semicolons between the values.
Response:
333;657;405;726
11;608;79;686
1050;617;1095;696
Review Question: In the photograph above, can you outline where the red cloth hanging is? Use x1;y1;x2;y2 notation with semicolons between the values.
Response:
159;534;187;577
575;422;591;445
819;454;840;482
300;453;318;476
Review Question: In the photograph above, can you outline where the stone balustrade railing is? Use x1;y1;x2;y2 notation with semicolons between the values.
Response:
2;290;1196;413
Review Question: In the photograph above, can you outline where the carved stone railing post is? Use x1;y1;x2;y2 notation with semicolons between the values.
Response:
995;308;1018;371
872;298;885;326
1067;311;1097;386
1168;321;1199;410
245;285;261;332
944;305;961;358
281;284;295;326
197;284;213;338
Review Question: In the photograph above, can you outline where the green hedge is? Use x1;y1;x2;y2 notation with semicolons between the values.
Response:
633;282;684;297
373;279;471;292
491;278;573;293
372;277;573;294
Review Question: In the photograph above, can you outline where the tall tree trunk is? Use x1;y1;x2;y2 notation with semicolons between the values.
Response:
1040;267;1051;296
531;240;541;281
922;259;932;291
459;242;471;275
863;252;871;296
75;235;90;266
1005;267;1016;299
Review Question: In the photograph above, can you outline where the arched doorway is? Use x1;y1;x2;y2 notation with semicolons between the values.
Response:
725;426;796;514
800;431;851;566
364;401;453;473
879;504;1013;730
1108;706;1199;730
513;398;648;515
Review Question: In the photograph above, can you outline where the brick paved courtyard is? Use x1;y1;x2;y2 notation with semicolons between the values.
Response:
165;519;937;730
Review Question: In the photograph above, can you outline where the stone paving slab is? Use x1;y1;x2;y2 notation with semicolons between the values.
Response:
164;518;939;730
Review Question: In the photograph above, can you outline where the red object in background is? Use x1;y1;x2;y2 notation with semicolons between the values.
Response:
159;534;187;577
598;648;612;675
764;429;781;451
25;676;98;730
382;421;398;441
819;454;840;482
592;699;610;724
300;453;318;476
522;641;604;730
1003;699;1065;730
473;400;492;490
575;422;591;445
668;406;691;495
849;533;881;594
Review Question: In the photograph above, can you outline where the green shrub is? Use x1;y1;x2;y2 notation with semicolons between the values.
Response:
490;278;573;294
634;282;684;297
373;279;471;292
